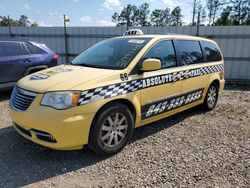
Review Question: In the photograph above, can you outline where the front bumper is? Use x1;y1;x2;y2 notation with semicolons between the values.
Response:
10;98;95;150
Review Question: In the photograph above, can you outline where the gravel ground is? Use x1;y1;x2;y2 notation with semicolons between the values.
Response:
0;87;249;188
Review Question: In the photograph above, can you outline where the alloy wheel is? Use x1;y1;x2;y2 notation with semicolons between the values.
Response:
100;113;128;148
207;85;217;108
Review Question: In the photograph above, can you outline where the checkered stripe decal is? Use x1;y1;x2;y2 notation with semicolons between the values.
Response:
200;64;223;75
77;64;223;105
179;64;224;80
78;80;142;105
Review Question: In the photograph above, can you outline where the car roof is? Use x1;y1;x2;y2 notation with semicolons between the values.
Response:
116;34;214;43
0;38;35;43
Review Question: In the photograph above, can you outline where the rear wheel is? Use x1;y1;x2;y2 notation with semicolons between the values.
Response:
203;83;219;111
88;103;134;155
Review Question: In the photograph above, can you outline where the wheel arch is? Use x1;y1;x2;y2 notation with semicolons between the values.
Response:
203;78;220;111
206;73;221;92
88;98;137;155
25;65;48;75
210;79;220;89
93;99;137;123
204;79;220;98
88;98;137;150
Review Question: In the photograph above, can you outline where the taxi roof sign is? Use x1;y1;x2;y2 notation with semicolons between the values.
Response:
123;29;144;36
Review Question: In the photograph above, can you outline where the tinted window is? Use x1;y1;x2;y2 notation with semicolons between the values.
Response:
0;42;23;57
176;40;203;65
21;43;30;55
143;40;176;69
25;43;46;54
72;38;150;70
201;41;222;62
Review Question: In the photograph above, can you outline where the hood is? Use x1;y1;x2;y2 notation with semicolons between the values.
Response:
17;65;115;93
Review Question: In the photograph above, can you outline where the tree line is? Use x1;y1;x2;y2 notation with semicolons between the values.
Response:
0;15;38;27
0;0;249;27
112;0;250;27
112;4;183;27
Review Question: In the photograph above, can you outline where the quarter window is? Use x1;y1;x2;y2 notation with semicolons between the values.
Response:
21;43;30;55
201;41;222;62
175;40;203;65
25;43;46;54
143;40;176;69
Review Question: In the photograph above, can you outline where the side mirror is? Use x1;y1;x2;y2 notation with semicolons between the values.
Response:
141;58;161;72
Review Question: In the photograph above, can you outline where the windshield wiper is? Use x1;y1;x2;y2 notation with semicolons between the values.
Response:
71;62;120;70
72;63;103;69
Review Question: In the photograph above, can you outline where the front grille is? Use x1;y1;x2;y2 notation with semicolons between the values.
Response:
15;124;32;137
10;87;37;112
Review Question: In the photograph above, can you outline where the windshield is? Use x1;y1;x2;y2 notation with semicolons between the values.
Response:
72;38;150;69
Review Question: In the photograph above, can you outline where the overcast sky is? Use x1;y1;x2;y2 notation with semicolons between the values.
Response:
0;0;204;26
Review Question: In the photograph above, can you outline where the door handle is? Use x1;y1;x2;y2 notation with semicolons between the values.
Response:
24;59;32;63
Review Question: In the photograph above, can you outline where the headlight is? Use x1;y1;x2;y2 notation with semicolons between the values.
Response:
41;91;81;109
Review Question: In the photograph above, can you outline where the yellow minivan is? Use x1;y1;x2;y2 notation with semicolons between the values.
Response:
10;29;225;155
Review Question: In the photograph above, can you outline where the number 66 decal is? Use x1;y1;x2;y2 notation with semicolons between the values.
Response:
120;73;128;81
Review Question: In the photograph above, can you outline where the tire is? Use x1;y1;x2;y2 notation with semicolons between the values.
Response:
203;82;219;111
88;102;134;155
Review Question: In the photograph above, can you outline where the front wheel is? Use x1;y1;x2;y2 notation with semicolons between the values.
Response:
88;102;134;155
203;83;219;111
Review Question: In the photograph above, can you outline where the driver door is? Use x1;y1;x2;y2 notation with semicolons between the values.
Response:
138;40;182;123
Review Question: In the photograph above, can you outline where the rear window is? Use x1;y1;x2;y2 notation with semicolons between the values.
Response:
175;40;203;65
201;41;222;62
25;43;46;54
0;41;23;57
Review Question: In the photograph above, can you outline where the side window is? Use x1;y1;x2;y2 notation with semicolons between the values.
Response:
143;40;176;69
175;40;203;65
25;43;46;54
201;41;222;62
0;42;23;57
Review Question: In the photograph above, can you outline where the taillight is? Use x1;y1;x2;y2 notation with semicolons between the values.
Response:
219;64;224;80
53;54;59;62
219;71;224;80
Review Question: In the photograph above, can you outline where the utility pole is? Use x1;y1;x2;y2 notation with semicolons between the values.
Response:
7;15;12;37
248;0;250;25
126;8;129;30
191;0;198;26
63;14;70;63
196;9;201;36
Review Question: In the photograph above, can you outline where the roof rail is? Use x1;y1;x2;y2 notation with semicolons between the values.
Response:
165;33;177;35
164;33;193;37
